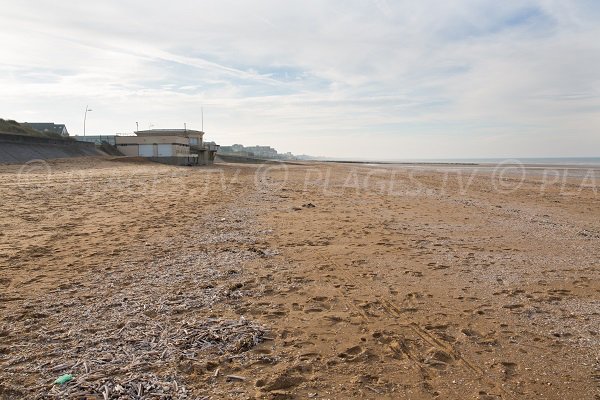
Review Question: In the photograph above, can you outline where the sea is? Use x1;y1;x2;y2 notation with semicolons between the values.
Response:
383;157;600;166
350;157;600;180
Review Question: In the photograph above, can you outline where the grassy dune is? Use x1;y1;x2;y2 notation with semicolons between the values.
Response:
0;118;65;139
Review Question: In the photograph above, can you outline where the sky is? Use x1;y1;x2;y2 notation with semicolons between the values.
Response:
1;0;599;159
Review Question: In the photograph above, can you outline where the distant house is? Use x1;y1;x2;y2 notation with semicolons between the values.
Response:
231;144;245;152
23;123;69;137
245;145;278;158
115;129;219;165
219;144;280;159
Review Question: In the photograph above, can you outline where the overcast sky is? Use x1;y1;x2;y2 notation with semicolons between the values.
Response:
1;1;599;159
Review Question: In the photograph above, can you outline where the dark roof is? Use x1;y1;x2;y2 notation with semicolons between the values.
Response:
24;123;69;135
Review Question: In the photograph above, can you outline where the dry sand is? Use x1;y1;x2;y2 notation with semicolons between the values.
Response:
0;157;598;399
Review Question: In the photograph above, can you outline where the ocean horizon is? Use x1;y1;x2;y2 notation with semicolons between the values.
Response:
332;157;600;166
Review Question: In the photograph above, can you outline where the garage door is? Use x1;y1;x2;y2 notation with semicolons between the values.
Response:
139;144;154;157
157;144;172;157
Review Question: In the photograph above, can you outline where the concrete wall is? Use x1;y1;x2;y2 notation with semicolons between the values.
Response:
116;136;190;145
0;133;100;164
188;133;203;147
195;150;219;165
74;135;117;145
147;156;199;166
116;143;190;157
116;144;140;157
115;136;191;157
215;154;274;164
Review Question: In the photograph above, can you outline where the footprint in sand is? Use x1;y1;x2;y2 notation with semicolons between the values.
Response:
338;345;378;363
424;347;455;370
490;361;518;381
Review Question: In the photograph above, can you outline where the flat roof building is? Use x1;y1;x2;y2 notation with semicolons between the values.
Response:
114;129;219;165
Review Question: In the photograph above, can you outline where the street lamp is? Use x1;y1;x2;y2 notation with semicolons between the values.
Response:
83;105;93;136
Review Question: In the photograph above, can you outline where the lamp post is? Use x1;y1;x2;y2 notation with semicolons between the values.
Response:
83;105;93;136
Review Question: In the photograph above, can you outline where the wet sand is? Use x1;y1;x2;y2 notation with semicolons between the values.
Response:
0;157;598;399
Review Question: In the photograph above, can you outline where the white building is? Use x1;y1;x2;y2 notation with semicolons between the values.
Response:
115;129;219;165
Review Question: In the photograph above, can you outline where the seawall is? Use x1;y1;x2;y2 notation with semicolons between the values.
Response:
0;132;101;164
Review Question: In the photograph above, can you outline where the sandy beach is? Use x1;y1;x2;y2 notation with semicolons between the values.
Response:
1;157;599;399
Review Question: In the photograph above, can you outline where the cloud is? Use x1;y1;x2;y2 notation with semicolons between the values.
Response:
0;0;598;158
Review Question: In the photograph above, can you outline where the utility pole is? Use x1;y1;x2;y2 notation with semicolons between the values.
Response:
201;106;204;132
83;105;92;136
136;121;139;132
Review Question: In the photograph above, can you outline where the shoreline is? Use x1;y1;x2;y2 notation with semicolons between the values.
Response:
315;159;600;169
